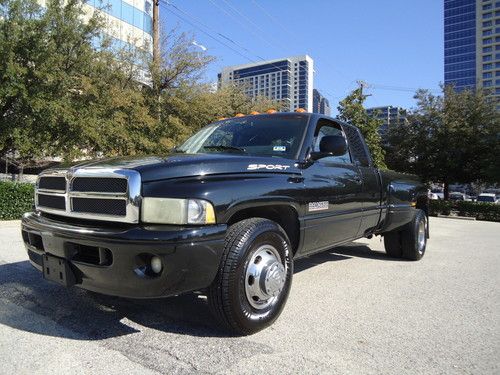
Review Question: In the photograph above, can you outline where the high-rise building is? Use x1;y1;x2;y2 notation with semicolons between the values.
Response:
366;106;408;142
38;0;154;82
218;55;314;112
444;0;500;102
312;89;331;115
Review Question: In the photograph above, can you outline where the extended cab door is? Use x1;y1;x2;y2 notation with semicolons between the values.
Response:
342;124;383;237
300;119;363;254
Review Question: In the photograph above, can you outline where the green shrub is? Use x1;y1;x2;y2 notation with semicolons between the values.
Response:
0;181;35;220
429;199;500;222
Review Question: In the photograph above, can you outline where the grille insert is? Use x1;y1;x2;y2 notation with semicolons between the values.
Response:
39;176;66;191
38;194;65;210
71;198;127;216
72;177;127;193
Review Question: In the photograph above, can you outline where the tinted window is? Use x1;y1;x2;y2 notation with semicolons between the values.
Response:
178;115;308;159
343;125;371;167
313;121;351;164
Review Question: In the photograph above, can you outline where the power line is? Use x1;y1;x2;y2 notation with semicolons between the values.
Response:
161;1;254;63
206;0;279;51
161;0;337;105
219;0;283;48
249;0;293;37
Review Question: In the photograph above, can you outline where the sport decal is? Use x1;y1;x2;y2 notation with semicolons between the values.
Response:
247;164;291;171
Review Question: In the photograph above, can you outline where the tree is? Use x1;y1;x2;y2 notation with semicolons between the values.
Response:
0;1;284;166
386;86;500;199
337;87;386;168
0;0;160;163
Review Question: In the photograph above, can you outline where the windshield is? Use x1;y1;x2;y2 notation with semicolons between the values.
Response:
477;195;495;202
177;115;308;159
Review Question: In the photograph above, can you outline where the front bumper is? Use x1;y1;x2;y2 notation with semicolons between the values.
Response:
21;212;227;298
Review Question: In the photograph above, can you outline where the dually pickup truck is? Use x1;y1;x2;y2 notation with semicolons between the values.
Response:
22;112;429;335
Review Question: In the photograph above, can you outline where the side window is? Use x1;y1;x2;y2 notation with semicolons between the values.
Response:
313;120;352;164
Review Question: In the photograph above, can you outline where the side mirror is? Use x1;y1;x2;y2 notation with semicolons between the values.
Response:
310;135;347;160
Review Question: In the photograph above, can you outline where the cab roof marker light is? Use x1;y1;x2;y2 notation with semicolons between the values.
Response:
234;113;245;117
249;111;260;115
266;109;277;114
295;108;307;113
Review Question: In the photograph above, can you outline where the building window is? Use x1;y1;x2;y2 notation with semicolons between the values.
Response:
484;29;493;36
484;38;493;44
483;63;493;69
483;3;493;10
483;20;493;27
484;80;493;87
483;12;493;18
496;79;500;85
484;46;493;52
483;72;493;79
484;54;493;61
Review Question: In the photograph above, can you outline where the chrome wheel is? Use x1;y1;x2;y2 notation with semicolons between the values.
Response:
417;218;426;254
245;245;286;310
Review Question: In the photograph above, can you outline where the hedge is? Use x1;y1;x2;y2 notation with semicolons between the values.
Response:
429;199;500;222
0;181;35;220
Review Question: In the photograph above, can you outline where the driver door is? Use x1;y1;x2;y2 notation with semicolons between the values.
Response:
300;119;363;254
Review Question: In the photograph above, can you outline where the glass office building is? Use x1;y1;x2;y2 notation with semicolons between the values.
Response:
38;0;153;56
312;89;331;116
444;0;477;91
218;55;314;112
366;106;408;144
444;0;500;104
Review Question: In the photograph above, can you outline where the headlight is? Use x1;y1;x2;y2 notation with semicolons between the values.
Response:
141;198;216;224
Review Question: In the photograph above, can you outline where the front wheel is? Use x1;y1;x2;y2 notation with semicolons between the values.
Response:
208;218;293;335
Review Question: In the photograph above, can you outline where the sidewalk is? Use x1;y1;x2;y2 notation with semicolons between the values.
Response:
0;220;21;228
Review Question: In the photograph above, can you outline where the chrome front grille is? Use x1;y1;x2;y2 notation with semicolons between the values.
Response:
35;168;141;223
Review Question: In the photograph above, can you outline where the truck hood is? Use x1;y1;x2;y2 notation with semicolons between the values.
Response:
70;154;300;182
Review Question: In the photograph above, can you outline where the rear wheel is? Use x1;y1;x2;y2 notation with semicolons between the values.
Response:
208;218;293;335
384;209;427;261
384;231;402;258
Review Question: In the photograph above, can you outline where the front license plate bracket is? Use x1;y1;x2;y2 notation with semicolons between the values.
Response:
42;254;76;287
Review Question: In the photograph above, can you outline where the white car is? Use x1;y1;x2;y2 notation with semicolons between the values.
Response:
476;193;499;204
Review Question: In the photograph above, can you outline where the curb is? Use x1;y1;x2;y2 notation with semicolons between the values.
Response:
437;214;476;221
0;220;21;227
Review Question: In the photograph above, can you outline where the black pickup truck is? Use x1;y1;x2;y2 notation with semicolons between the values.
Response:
21;112;429;335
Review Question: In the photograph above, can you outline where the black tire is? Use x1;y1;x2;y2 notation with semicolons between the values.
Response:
208;218;293;335
384;231;403;258
383;209;427;261
401;209;427;261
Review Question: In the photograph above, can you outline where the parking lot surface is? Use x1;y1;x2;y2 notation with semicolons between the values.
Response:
0;217;498;374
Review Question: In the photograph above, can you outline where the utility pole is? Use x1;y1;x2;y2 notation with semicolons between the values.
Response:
356;80;372;98
152;0;160;73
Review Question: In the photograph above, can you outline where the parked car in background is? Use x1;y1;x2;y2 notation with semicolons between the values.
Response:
449;192;472;201
449;192;466;201
429;189;443;200
477;193;499;204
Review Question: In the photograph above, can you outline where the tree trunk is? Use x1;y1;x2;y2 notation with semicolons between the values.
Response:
443;182;449;200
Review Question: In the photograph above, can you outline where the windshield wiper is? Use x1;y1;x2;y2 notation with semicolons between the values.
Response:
202;145;247;153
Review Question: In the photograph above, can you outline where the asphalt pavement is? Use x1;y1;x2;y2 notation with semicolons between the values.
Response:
0;217;498;374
